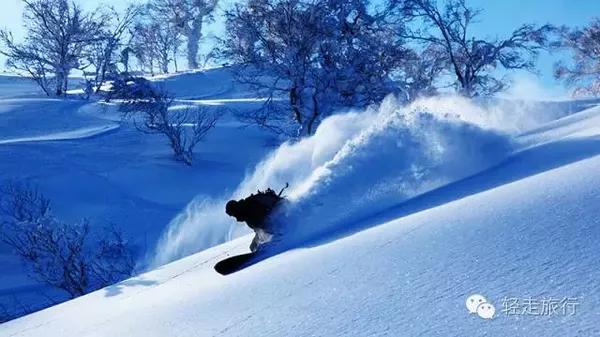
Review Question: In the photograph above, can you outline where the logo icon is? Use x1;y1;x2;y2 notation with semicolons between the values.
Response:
466;294;495;320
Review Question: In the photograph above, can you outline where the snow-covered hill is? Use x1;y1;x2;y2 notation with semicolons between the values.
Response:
2;95;598;335
0;68;276;318
0;75;43;99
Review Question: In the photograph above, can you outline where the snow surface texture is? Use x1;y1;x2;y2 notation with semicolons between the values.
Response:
2;101;599;336
0;99;120;144
0;75;43;99
0;69;275;316
153;95;518;265
154;95;600;266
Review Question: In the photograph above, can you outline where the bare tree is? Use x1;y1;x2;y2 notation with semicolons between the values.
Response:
0;0;106;96
82;5;142;93
395;44;447;101
149;0;218;69
121;89;221;165
128;4;184;75
221;0;325;136
0;181;134;299
0;181;50;226
154;24;182;74
129;23;158;75
89;225;136;287
222;0;407;136
393;0;553;97
554;19;600;97
130;23;159;75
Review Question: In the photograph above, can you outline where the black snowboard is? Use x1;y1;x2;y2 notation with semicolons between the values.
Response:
214;252;258;275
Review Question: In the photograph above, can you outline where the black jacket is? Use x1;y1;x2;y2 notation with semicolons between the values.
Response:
236;191;282;231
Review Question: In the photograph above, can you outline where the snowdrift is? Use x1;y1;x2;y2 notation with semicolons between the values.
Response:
0;99;120;144
0;75;43;98
153;95;515;265
148;66;256;100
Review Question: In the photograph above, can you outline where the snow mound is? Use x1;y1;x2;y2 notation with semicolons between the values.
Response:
518;104;600;146
0;99;119;143
148;67;255;100
153;95;514;265
0;75;43;98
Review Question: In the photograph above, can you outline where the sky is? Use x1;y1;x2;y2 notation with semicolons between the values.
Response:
0;0;599;97
468;0;600;97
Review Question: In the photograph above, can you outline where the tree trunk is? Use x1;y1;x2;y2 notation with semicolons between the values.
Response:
289;84;302;126
55;69;67;96
185;20;203;69
173;49;179;73
160;54;169;74
186;37;198;69
306;92;320;136
460;76;474;97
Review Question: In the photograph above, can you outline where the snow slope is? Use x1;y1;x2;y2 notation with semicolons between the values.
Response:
0;69;275;318
153;95;593;266
0;99;120;144
152;95;517;265
149;66;257;100
0;75;43;99
2;102;598;335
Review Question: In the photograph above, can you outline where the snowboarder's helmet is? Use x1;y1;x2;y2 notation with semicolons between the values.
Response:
226;200;240;216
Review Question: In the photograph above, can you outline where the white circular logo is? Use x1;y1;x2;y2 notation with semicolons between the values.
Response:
476;302;496;319
466;294;495;320
466;294;487;314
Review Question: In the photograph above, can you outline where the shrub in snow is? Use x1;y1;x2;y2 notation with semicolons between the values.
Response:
0;181;135;300
120;87;221;166
107;76;158;101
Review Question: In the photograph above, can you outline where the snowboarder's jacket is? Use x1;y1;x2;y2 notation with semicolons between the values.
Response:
226;185;287;252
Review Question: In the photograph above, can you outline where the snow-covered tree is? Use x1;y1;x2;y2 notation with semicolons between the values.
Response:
554;19;600;97
129;22;158;75
149;0;218;69
82;5;142;93
222;0;407;136
393;0;553;97
154;24;184;74
394;45;446;101
130;17;182;75
0;0;105;96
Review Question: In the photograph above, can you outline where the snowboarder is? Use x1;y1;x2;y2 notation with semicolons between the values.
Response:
225;184;288;252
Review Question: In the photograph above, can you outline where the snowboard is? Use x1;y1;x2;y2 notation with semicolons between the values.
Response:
214;239;287;275
214;252;259;275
